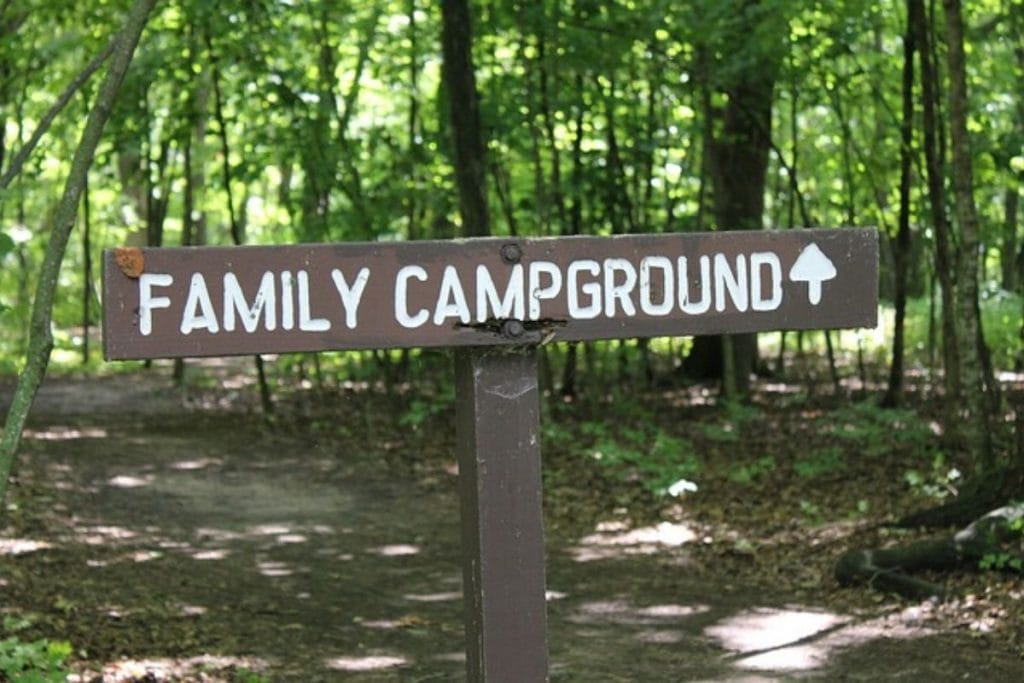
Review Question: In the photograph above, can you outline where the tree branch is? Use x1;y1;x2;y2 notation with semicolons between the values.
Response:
0;39;115;190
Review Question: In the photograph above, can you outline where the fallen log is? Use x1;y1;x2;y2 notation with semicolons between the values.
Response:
835;504;1024;600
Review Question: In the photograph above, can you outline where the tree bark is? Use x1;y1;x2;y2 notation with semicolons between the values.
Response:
943;0;995;469
0;0;157;505
1002;187;1019;293
81;171;92;365
913;0;958;411
913;0;959;406
691;1;782;395
441;0;489;237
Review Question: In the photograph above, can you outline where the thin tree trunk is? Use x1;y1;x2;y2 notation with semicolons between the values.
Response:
0;0;157;505
561;77;586;398
208;35;273;414
884;0;917;407
942;0;994;468
406;0;421;241
914;0;959;404
81;171;92;365
1002;188;1019;292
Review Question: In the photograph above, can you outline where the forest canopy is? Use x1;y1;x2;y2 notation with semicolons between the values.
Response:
0;0;1022;452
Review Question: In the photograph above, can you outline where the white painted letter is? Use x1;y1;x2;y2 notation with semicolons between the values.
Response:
679;256;712;315
395;265;429;328
223;272;276;333
750;252;782;311
528;261;563;319
280;271;295;331
331;267;371;329
138;273;173;336
297;270;330;332
639;256;673;316
476;264;524;321
714;253;748;313
180;273;219;335
567;260;601;319
604;258;637;317
434;265;471;325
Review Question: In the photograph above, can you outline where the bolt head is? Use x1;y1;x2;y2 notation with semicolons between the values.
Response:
500;243;523;264
501;319;525;338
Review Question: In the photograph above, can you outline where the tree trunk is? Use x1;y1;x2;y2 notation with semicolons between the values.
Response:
0;0;158;505
883;0;916;408
81;171;92;365
1002;187;1019;292
441;0;489;237
560;73;586;398
692;2;781;395
943;0;994;469
913;0;959;407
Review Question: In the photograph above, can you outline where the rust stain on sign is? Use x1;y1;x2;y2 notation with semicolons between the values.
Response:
113;247;144;278
102;229;879;360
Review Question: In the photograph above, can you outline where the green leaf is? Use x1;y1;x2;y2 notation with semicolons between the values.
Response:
0;231;14;259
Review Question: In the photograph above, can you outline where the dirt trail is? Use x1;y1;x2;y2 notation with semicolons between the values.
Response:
2;372;1021;681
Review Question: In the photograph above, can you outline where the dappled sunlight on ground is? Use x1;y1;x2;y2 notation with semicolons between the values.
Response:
0;537;52;554
5;373;1024;680
23;425;108;440
368;543;421;556
569;518;698;562
70;655;269;682
707;605;940;674
323;654;408;672
570;599;710;626
708;607;846;670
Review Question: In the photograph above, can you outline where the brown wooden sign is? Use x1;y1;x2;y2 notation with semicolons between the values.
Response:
102;229;877;360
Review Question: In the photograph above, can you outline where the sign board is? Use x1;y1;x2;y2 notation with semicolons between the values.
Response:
103;229;878;360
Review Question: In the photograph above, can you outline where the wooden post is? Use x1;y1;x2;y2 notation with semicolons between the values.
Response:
455;347;548;682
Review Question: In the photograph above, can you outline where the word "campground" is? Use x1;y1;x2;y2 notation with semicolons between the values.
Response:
135;250;830;337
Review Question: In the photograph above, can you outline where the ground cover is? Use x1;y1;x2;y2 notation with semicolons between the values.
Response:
0;362;1022;681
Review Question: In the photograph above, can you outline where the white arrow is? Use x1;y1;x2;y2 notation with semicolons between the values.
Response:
788;243;837;305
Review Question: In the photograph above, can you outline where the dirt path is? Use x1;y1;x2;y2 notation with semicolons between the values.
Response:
2;372;1022;681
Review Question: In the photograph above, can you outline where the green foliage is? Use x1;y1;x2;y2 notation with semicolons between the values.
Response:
821;401;935;458
546;415;700;498
701;400;761;443
977;287;1024;370
904;453;961;500
729;456;777;485
794;446;845;479
979;552;1024;572
0;618;72;683
399;384;455;430
592;425;700;497
798;499;822;524
902;294;1024;371
0;231;13;317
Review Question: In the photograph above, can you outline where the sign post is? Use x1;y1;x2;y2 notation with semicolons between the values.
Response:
103;228;878;682
455;347;548;680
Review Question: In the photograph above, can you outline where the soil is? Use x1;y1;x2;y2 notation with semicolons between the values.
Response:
2;366;1023;681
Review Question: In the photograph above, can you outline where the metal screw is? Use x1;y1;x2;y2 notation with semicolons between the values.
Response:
500;243;522;264
501;319;525;339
